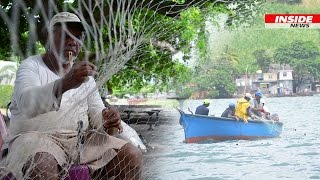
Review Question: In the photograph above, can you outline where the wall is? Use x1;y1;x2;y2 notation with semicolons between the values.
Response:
278;80;293;95
263;73;278;81
278;70;293;80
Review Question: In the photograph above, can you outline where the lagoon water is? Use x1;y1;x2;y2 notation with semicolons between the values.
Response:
144;96;320;180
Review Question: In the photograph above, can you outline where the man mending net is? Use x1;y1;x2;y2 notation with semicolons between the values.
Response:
4;12;142;179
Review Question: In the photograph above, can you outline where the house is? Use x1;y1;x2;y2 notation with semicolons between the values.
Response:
235;74;253;95
252;72;278;95
235;64;294;96
278;70;294;95
236;72;278;95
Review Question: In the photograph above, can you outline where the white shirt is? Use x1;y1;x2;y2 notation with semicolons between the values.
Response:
9;55;104;136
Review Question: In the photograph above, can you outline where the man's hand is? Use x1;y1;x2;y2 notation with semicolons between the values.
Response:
53;61;98;104
259;109;265;113
102;107;123;134
61;61;98;92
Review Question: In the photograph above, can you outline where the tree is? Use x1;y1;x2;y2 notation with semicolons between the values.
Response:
188;47;239;98
253;49;273;72
0;0;265;96
208;1;320;75
274;41;320;90
219;45;240;64
194;63;237;98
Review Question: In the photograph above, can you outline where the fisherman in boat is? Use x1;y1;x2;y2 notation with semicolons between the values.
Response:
259;99;271;120
252;93;273;120
221;102;238;120
251;91;265;117
195;99;210;116
235;93;256;123
3;12;142;179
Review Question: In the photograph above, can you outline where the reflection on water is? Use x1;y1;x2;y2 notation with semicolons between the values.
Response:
146;96;320;180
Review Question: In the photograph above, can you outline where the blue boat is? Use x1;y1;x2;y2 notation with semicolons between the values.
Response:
178;110;283;143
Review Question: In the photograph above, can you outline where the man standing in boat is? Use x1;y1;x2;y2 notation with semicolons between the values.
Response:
235;93;256;123
195;99;210;115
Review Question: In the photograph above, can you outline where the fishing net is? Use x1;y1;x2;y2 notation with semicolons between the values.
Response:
0;0;263;179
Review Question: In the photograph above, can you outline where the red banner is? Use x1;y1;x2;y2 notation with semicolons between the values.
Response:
265;14;320;23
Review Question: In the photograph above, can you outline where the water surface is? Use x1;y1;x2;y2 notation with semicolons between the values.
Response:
145;96;320;180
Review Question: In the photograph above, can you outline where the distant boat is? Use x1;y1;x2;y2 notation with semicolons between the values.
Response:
178;110;283;143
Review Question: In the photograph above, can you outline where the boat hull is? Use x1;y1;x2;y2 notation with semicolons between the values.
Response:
179;111;283;143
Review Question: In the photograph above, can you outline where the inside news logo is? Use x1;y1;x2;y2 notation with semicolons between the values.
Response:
265;14;320;29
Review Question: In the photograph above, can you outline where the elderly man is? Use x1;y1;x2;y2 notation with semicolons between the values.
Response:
5;12;142;179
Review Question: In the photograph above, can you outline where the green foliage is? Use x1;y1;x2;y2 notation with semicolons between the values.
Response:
274;41;320;84
0;0;69;60
185;48;239;98
253;50;273;72
191;65;237;98
168;1;264;98
0;0;273;98
274;41;320;64
176;86;193;99
170;63;193;98
264;1;320;13
218;45;240;64
209;1;320;74
178;7;203;45
182;1;320;98
108;3;232;95
225;1;265;29
0;2;13;60
0;85;13;108
171;0;186;4
275;0;302;4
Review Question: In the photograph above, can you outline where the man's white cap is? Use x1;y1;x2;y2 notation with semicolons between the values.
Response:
49;12;84;30
244;93;252;99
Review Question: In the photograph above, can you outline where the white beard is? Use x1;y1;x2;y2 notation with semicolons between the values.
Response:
59;55;77;65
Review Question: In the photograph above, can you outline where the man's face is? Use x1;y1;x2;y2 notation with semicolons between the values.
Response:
50;24;84;64
255;95;261;100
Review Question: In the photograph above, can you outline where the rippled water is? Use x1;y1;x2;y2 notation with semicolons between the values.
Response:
146;96;320;180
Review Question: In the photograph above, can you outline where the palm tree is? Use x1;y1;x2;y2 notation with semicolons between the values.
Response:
218;45;240;65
